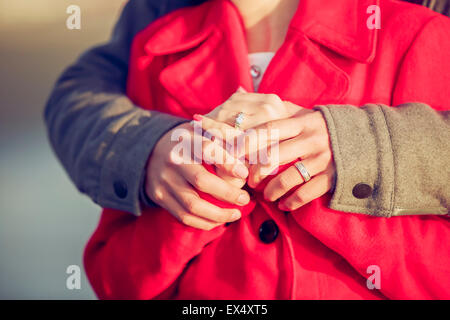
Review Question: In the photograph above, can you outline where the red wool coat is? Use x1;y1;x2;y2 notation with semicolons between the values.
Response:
84;0;450;299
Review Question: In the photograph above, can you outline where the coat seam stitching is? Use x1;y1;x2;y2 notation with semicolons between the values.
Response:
378;104;396;217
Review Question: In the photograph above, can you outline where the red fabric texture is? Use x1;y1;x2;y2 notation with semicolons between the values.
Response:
84;0;450;299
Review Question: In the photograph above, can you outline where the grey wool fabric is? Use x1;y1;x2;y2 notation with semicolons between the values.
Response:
316;103;450;217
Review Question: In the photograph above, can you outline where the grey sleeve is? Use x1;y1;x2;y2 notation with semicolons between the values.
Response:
316;103;450;217
44;0;203;215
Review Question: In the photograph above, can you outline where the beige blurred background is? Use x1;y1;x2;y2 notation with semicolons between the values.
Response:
0;0;127;299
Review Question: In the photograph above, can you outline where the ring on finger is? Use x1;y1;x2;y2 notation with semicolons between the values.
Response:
294;161;311;182
234;112;245;130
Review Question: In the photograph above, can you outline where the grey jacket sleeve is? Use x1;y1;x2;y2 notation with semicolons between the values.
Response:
44;0;204;215
316;103;450;218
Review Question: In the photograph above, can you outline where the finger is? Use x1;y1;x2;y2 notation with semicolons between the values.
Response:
221;101;289;129
200;135;248;179
263;155;325;201
199;110;268;133
165;173;242;223
205;93;289;129
252;117;305;141
241;117;307;163
248;135;316;188
182;123;249;179
154;187;221;231
193;116;242;142
203;92;261;119
278;172;333;211
196;116;307;173
215;166;247;188
178;163;251;206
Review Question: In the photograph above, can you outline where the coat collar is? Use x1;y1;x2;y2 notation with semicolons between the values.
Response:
138;0;381;115
290;0;380;63
145;0;380;63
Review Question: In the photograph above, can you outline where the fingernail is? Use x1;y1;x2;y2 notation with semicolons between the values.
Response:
233;164;249;179
237;193;250;205
193;114;203;121
231;210;241;220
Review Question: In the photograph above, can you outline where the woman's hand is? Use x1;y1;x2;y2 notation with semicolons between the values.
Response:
249;109;336;211
196;90;300;165
199;89;299;132
145;123;251;230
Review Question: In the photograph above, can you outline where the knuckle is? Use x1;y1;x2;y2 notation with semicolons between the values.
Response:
316;135;329;149
159;170;171;183
184;197;198;213
294;190;307;204
224;188;239;202
305;113;321;128
166;151;176;164
152;188;164;202
192;171;208;190
264;188;275;201
215;213;229;223
278;174;292;190
321;150;333;165
261;102;274;114
177;212;187;223
266;93;281;104
180;214;193;226
270;95;284;109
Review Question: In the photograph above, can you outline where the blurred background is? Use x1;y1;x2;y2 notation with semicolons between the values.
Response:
0;0;126;299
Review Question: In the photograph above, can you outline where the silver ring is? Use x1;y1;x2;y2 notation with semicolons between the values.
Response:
294;161;311;182
234;112;245;129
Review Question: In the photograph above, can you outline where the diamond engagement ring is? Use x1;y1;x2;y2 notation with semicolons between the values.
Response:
234;112;245;129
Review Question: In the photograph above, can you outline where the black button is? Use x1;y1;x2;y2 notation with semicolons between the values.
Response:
113;180;128;199
259;220;279;244
352;183;373;199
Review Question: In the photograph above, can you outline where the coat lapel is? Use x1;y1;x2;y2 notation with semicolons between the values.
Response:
158;28;252;115
257;32;351;107
258;0;379;106
144;0;252;116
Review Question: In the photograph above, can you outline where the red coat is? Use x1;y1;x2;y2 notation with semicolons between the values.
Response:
84;0;450;299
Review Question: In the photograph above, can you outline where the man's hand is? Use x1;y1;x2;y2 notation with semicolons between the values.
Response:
145;123;251;230
249;109;336;211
